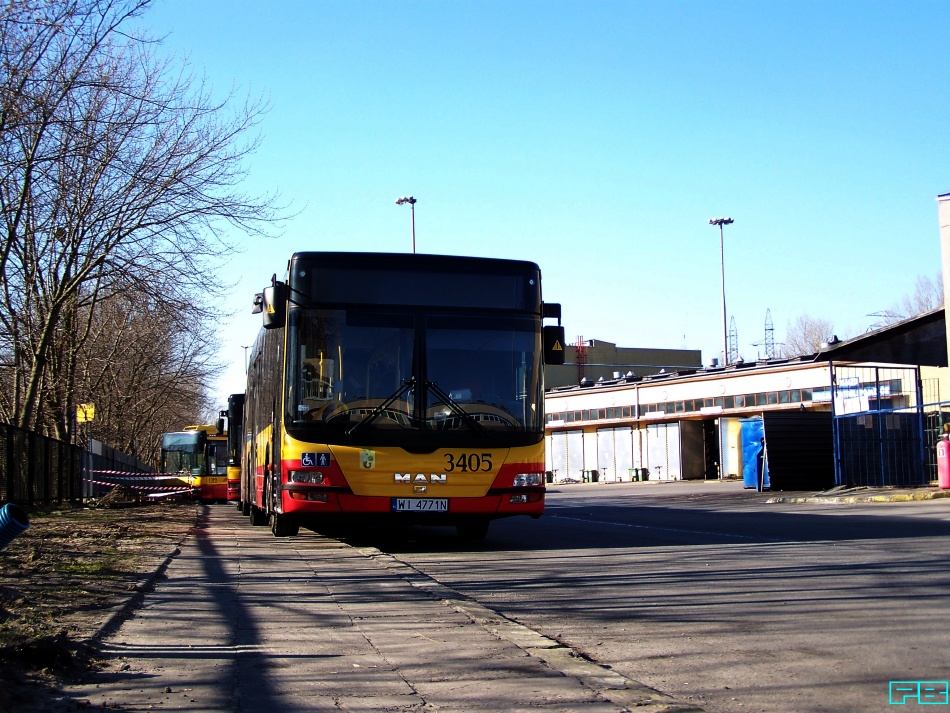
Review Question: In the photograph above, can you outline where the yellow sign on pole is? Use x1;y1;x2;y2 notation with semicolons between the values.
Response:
76;403;95;423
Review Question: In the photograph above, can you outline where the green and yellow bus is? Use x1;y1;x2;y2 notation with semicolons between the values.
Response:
240;252;564;539
159;419;229;501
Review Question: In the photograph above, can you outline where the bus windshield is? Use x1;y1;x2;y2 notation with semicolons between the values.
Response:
207;439;228;476
160;431;206;474
286;307;542;444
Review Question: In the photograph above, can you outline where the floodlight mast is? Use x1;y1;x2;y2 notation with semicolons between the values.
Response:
709;217;734;365
395;196;417;253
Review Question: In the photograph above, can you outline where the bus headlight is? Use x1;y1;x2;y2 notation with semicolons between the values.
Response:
289;471;325;484
512;473;542;487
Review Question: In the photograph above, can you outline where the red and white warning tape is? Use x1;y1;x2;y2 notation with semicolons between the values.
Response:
85;472;197;498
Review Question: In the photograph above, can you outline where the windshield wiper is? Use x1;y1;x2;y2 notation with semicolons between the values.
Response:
346;378;415;436
426;381;489;436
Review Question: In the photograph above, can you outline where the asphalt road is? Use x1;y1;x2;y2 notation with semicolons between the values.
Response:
366;480;950;713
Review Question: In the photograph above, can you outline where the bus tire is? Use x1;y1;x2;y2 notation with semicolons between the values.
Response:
456;519;489;541
271;513;299;537
249;505;268;526
241;501;251;517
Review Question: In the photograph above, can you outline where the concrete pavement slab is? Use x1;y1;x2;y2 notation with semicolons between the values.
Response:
61;505;699;712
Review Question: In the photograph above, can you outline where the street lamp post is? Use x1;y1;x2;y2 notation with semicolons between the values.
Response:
395;196;417;253
709;217;734;366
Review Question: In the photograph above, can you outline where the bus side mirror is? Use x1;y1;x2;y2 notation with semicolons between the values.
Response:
543;325;565;365
542;303;561;321
262;280;287;330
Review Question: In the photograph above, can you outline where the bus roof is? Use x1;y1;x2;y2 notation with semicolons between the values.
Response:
289;252;541;273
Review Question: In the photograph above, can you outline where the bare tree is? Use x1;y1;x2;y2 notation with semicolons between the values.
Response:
781;315;836;358
70;289;218;462
870;273;944;328
0;0;280;442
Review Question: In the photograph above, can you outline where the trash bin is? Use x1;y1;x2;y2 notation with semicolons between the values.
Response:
590;469;599;483
545;471;554;484
937;437;950;489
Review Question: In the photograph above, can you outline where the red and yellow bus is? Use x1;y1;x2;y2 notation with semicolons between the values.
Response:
240;252;564;539
159;418;229;501
226;393;245;502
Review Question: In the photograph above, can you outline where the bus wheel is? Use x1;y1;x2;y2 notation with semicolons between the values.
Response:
249;505;268;526
271;513;299;537
236;500;244;512
456;519;489;541
241;500;251;517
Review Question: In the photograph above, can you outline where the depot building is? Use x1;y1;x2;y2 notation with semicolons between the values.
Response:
543;308;948;491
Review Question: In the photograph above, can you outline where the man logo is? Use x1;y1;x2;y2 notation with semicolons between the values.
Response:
395;474;447;484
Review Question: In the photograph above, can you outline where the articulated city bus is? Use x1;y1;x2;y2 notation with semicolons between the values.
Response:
226;393;245;503
240;252;564;539
159;418;229;501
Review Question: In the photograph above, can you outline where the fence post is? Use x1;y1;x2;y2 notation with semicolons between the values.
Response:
2;424;10;502
916;366;927;486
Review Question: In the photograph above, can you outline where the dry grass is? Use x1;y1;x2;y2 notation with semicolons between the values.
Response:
0;494;198;710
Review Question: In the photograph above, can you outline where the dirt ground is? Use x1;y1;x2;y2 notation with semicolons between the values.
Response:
0;488;200;711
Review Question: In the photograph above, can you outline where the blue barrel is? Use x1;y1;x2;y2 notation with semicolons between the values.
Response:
0;503;30;552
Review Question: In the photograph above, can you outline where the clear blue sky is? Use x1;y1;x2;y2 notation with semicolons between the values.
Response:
143;0;950;405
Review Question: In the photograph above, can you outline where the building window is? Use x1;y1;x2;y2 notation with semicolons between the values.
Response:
724;395;735;409
779;391;790;404
622;406;632;418
790;389;801;402
767;392;778;405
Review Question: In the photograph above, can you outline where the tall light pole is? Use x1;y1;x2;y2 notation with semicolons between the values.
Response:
395;196;417;253
709;217;734;366
242;345;250;373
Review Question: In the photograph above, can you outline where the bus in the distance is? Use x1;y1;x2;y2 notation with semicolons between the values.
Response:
226;393;245;503
240;252;564;539
159;416;229;501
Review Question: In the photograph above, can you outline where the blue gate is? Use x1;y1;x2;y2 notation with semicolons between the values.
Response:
831;365;928;487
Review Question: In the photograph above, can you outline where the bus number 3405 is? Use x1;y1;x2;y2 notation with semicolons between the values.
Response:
444;453;493;472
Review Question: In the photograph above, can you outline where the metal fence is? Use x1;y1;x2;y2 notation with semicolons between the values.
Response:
0;425;154;505
0;423;84;504
84;439;153;499
832;365;931;487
